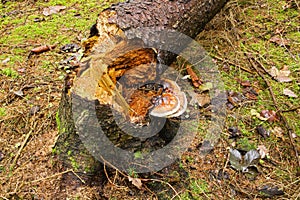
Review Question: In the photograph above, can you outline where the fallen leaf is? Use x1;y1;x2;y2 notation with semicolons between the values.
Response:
195;93;210;107
43;6;66;16
269;66;279;77
228;127;241;139
128;176;143;189
228;91;246;107
268;66;292;82
258;185;284;197
279;66;291;77
257;145;268;159
229;149;260;173
244;149;261;167
234;78;252;87
251;109;268;121
30;105;40;115
260;110;278;122
269;36;290;47
13;90;24;97
272;127;285;141
2;57;10;64
243;87;258;100
257;125;270;138
241;80;251;87
283;88;298;98
31;44;56;54
186;65;202;88
276;76;292;82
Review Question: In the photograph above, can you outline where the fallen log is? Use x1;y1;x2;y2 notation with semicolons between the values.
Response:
55;0;228;181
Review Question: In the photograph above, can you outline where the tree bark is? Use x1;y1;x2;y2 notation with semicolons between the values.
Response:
55;0;228;179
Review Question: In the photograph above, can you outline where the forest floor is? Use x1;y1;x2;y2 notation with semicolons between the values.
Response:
0;0;299;199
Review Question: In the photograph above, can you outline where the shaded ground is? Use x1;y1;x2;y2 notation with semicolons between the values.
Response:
0;0;299;199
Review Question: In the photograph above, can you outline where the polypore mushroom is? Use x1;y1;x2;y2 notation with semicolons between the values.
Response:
150;79;187;118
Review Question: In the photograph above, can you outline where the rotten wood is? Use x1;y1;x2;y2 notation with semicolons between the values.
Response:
55;0;229;179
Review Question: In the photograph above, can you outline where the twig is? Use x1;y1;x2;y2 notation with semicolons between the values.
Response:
71;170;86;184
246;53;300;170
147;178;181;200
212;54;254;74
281;106;300;113
26;169;85;184
100;156;181;198
28;169;72;184
10;126;34;170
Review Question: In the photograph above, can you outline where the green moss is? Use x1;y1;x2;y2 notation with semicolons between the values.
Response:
69;156;79;171
179;191;192;200
134;151;143;159
0;108;6;117
188;179;210;199
55;111;61;130
0;68;19;78
237;138;256;151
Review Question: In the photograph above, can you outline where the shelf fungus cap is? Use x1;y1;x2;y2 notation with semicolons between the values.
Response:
150;93;180;117
150;79;187;118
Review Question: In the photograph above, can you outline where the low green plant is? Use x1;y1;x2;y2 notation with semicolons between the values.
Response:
0;108;6;117
0;68;19;78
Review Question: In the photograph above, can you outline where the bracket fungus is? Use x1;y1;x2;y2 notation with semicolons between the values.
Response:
150;79;187;118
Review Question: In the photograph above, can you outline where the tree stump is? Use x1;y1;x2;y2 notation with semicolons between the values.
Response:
55;0;228;182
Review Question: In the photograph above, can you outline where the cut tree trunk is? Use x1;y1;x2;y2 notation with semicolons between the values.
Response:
55;0;228;181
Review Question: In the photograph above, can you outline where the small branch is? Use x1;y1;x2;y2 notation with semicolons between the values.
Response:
27;169;85;184
246;53;300;170
212;54;254;74
10;128;34;170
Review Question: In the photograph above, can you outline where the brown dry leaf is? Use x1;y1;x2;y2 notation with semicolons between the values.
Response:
31;44;56;54
251;109;268;121
276;76;292;82
269;36;290;47
186;65;202;88
283;88;298;98
269;66;279;77
260;110;278;122
272;127;285;141
227;91;246;106
269;66;292;82
128;176;143;189
257;145;268;159
241;80;251;87
43;6;66;16
189;90;211;107
235;78;252;87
